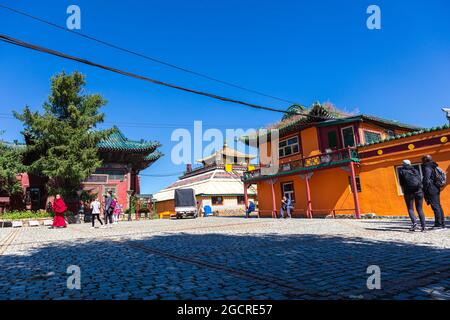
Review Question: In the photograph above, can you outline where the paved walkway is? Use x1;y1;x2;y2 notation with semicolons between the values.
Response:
0;218;448;300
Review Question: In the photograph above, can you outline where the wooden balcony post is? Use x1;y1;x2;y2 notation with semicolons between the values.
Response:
243;183;249;209
300;172;314;218
270;179;277;219
349;161;361;219
305;174;313;219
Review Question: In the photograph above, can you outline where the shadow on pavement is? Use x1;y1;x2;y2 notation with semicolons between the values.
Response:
0;230;449;300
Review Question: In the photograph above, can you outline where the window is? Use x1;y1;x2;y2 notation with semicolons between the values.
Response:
104;186;117;197
341;126;356;147
281;182;295;202
237;196;245;205
395;164;423;195
279;136;300;158
348;176;362;193
364;131;382;144
95;169;125;181
327;130;338;149
212;196;224;205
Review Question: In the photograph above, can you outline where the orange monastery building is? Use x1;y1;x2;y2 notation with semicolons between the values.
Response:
241;103;450;218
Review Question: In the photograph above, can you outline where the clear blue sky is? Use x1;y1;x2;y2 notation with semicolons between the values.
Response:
1;0;449;194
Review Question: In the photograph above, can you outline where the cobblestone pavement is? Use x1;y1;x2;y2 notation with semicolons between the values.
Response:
0;218;448;300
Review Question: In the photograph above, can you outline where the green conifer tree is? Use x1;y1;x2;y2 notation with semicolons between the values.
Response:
14;71;115;198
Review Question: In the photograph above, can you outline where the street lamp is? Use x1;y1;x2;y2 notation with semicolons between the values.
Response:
76;190;83;224
126;190;134;221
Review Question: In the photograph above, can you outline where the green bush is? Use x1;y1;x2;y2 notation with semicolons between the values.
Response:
0;211;53;221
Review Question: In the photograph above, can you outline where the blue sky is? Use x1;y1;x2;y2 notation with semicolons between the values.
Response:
1;0;449;194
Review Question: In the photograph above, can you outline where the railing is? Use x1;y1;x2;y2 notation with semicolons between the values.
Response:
182;163;250;178
242;147;359;182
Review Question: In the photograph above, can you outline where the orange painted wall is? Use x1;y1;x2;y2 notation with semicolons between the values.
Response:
357;130;450;216
255;129;450;218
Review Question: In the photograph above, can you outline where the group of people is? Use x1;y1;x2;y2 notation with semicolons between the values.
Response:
398;155;446;232
49;191;123;229
87;191;123;228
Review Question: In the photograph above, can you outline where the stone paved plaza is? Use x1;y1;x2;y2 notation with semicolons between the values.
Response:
0;217;449;300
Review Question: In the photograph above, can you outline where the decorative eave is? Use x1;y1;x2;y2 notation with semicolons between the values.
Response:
241;114;421;146
357;124;449;148
97;129;161;153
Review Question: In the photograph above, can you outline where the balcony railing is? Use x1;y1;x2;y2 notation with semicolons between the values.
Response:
242;147;359;182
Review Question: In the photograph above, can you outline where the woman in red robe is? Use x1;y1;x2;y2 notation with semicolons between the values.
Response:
52;194;68;228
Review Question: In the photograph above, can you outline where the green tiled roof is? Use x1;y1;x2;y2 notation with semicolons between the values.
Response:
145;150;163;161
97;129;161;152
241;112;421;145
357;124;450;148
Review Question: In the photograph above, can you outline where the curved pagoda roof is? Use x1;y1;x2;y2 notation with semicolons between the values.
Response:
241;102;421;144
196;142;256;164
97;128;161;153
97;128;163;171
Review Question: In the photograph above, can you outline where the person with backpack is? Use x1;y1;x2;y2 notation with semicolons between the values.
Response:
422;155;446;230
398;160;426;232
104;191;115;227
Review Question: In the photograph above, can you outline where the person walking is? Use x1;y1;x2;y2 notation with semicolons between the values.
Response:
90;197;104;228
398;160;426;232
104;191;114;227
422;155;446;230
51;194;68;229
280;196;293;219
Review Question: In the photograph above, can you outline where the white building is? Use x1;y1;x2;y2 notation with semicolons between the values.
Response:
154;144;257;215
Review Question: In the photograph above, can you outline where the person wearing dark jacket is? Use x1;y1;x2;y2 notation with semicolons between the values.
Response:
422;155;446;229
104;191;114;226
398;160;426;232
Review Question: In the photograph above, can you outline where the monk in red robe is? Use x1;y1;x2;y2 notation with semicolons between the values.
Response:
52;194;68;228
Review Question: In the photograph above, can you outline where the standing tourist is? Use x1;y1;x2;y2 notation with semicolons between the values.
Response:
422;155;447;230
51;194;68;229
280;196;293;219
113;197;121;224
90;197;104;228
104;191;114;227
398;160;426;232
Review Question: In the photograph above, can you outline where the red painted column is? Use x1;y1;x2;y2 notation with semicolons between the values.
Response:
270;180;277;219
305;174;313;219
243;184;249;210
135;199;140;221
349;161;361;219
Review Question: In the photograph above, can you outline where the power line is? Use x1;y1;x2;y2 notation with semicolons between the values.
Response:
0;33;327;121
0;114;266;129
0;3;298;105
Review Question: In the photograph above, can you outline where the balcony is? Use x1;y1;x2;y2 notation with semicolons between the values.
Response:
242;147;359;182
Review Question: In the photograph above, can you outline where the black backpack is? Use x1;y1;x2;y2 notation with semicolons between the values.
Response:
401;168;422;191
434;166;447;189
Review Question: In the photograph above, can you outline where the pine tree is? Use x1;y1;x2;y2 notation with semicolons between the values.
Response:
14;71;115;198
0;139;24;196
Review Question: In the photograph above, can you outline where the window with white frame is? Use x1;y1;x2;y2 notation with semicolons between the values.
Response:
281;182;295;202
395;164;424;195
279;136;300;158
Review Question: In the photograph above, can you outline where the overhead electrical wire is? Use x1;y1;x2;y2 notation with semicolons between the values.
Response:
0;33;328;121
0;3;298;105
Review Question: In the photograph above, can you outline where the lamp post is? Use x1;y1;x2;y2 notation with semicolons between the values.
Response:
126;190;133;221
76;190;83;224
